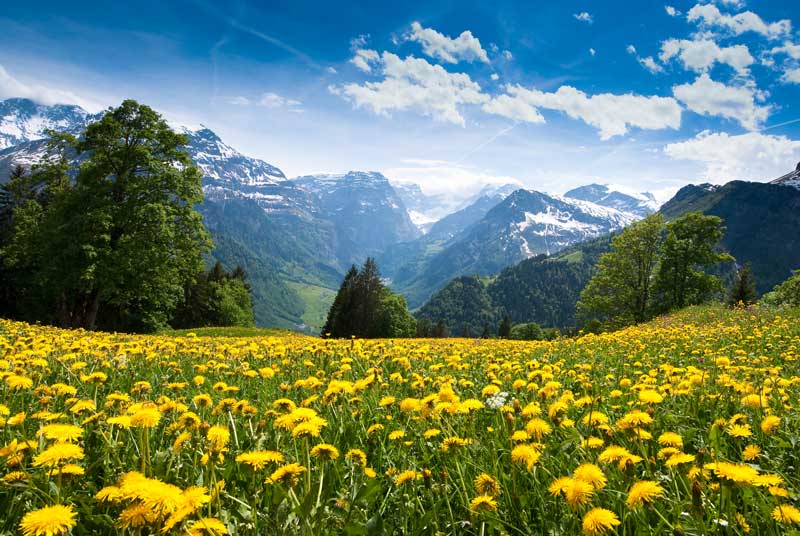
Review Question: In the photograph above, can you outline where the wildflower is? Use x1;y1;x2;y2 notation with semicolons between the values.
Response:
266;463;307;486
727;423;753;438
564;478;595;508
638;390;663;404
39;424;83;443
626;480;665;508
511;444;541;470
474;473;501;496
657;432;683;448
525;418;552;439
235;450;284;470
582;508;620;536
442;436;472;452
394;470;419;485
19;504;77;536
712;462;758;484
761;415;780;435
310;443;340;460
665;453;696;468
206;425;230;453
130;408;161;428
742;445;761;461
32;443;84;468
772;504;800;525
345;449;367;466
573;463;607;490
469;495;498;513
188;517;229;535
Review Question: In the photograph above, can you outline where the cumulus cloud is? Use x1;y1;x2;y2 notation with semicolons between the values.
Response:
350;49;380;72
672;73;769;130
686;4;791;39
0;64;105;112
405;22;489;64
770;41;800;60
589;48;596;56
783;68;800;84
331;52;486;126
664;130;800;181
627;45;664;74
482;84;682;139
573;12;593;24
659;38;754;75
665;5;680;17
490;73;500;81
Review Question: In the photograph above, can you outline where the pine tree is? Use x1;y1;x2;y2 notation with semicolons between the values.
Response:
727;263;757;306
498;314;511;338
322;265;358;337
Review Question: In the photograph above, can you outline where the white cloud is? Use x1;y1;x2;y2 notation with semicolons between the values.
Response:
490;73;500;81
406;22;489;64
686;4;791;39
770;41;800;60
331;52;486;126
665;5;680;17
627;45;664;74
0;64;105;112
229;92;302;110
350;48;380;72
325;66;338;74
258;92;302;109
483;84;682;139
664;130;800;181
672;73;769;130
574;12;594;24
350;34;370;50
227;96;251;105
589;48;596;56
502;50;513;60
385;159;522;204
783;68;800;84
659;38;754;75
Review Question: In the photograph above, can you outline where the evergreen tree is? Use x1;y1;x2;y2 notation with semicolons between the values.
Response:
727;263;757;306
323;259;415;338
459;324;472;338
651;213;733;313
480;324;491;339
498;314;511;338
433;320;449;338
577;214;664;328
171;262;255;328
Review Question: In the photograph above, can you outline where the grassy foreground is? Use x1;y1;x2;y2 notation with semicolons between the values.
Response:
1;305;800;535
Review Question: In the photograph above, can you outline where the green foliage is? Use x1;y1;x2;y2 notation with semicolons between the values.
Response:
0;100;212;332
415;276;501;336
171;261;255;329
497;314;511;338
727;263;758;306
762;270;800;307
577;214;664;328
323;258;416;338
509;322;543;340
651;213;733;313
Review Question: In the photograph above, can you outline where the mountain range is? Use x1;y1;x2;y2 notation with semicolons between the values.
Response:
0;97;658;331
419;169;800;334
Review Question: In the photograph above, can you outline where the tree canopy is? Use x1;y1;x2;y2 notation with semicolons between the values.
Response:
0;100;213;332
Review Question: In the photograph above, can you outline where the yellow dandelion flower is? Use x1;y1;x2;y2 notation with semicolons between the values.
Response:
394;470;420;485
32;443;84;468
469;495;498;513
582;507;620;536
474;473;501;496
310;443;340;460
19;504;76;536
742;445;761;461
772;504;800;525
626;480;665;509
130;408;160;429
573;463;607;490
761;415;780;435
265;463;307;486
235;450;284;470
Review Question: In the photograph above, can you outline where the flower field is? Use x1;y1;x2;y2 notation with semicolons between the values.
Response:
2;305;800;535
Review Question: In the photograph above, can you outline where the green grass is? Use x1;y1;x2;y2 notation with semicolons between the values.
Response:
161;326;294;338
286;281;337;333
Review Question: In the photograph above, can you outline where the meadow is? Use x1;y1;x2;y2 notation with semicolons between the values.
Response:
1;305;800;535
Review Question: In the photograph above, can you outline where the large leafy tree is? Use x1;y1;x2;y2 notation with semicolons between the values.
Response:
651;213;733;313
1;100;212;331
576;214;664;327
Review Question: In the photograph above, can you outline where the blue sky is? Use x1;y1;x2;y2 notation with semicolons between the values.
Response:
1;0;799;202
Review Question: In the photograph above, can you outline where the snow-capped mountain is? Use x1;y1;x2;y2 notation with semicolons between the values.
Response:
0;98;95;150
390;188;638;307
564;183;659;217
770;162;800;190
